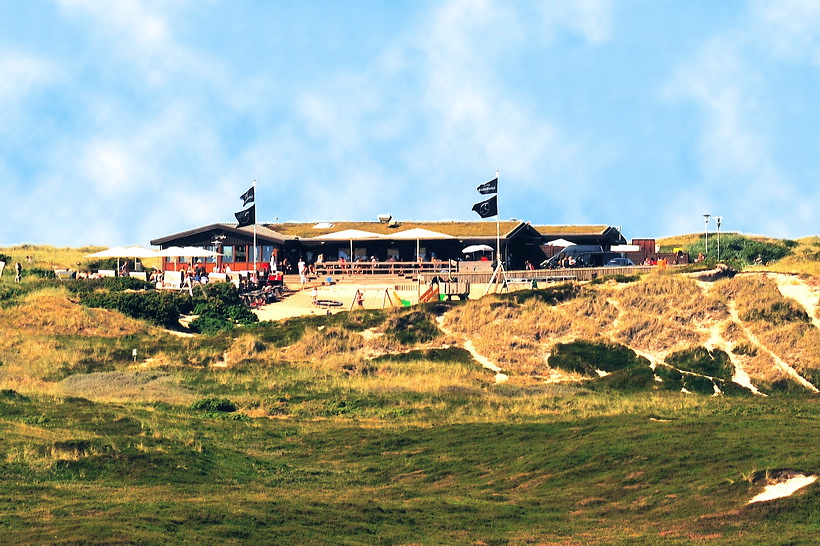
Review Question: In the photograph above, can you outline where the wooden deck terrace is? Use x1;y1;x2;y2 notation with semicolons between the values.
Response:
314;261;661;285
314;260;466;280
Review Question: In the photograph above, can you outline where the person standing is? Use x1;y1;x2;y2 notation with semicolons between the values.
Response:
15;262;22;283
298;257;307;288
354;289;365;309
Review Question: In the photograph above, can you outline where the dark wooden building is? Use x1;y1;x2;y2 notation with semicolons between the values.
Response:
150;220;626;272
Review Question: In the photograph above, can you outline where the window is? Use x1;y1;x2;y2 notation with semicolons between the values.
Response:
262;246;273;263
235;245;248;263
222;245;234;263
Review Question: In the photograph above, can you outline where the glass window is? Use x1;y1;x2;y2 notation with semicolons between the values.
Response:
235;245;248;263
262;246;273;263
222;245;234;263
206;245;218;263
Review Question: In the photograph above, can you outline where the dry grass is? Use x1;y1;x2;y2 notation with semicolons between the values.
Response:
0;287;146;337
0;244;161;271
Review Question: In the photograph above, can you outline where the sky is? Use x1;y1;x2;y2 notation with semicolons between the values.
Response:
2;0;819;247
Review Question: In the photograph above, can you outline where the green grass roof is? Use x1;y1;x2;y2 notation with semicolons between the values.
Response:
265;221;612;239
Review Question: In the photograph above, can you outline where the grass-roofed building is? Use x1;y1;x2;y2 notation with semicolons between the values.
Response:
150;220;625;272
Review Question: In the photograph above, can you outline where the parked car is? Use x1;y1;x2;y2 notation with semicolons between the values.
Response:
604;257;635;267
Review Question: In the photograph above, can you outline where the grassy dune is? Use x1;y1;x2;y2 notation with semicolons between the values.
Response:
0;247;819;543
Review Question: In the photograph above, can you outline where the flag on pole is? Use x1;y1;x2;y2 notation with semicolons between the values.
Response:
471;195;497;218
240;186;255;206
476;177;498;195
235;205;256;227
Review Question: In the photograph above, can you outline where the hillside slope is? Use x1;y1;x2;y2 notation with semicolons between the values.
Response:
440;270;820;395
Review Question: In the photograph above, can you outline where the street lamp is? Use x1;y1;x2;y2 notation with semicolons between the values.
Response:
715;216;722;261
703;214;710;255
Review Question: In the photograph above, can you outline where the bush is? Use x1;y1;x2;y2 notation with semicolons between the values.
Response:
595;366;656;391
385;311;439;345
684;233;792;266
82;291;188;328
664;347;733;380
65;276;153;295
549;340;649;377
191;397;237;412
741;301;810;325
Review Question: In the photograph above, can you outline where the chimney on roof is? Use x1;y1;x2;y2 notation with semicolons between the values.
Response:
377;214;392;224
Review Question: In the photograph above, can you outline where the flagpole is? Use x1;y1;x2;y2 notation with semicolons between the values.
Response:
253;178;258;272
485;169;506;295
495;169;500;268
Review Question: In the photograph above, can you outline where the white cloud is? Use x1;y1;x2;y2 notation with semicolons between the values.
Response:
752;0;820;63
0;53;54;102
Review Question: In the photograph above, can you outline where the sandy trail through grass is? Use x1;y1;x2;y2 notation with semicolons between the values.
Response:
767;272;820;328
726;301;819;393
435;316;508;383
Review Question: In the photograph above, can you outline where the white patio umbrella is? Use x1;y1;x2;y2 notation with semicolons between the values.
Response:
313;229;381;261
462;244;494;253
391;228;454;260
546;238;574;247
85;246;158;272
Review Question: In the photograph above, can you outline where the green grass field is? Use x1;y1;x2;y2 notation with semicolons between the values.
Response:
1;389;818;544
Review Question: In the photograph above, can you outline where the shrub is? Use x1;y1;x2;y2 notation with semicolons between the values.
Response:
191;397;237;412
385;310;439;345
65;276;153;295
589;274;641;285
499;283;579;306
654;365;684;391
684;233;792;266
548;340;649;377
82;291;188;328
741;301;810;325
664;347;733;380
683;374;716;395
595;366;656;392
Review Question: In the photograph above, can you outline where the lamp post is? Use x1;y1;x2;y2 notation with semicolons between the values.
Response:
703;214;710;255
714;217;722;262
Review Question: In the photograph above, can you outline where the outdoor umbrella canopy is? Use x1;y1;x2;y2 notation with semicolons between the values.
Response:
546;238;574;247
84;246;158;274
462;244;494;253
313;230;382;261
390;228;454;261
84;246;159;258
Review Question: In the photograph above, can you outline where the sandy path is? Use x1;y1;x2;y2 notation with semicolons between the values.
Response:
726;301;819;393
435;316;508;383
768;272;820;329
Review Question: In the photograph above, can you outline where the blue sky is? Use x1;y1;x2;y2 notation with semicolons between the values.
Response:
2;0;819;247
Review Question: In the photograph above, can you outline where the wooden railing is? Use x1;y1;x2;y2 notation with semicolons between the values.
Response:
315;260;462;278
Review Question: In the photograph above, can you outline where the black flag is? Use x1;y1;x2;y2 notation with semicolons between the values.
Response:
235;205;256;227
471;195;497;218
477;177;497;195
240;186;255;206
